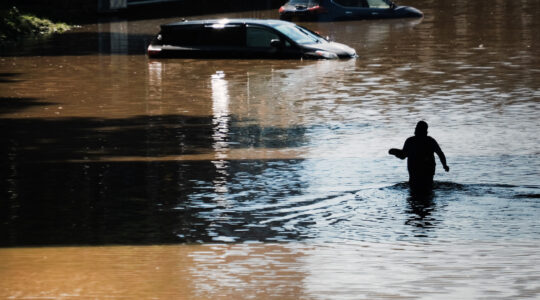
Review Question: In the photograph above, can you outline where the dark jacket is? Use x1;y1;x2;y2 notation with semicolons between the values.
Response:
402;135;443;177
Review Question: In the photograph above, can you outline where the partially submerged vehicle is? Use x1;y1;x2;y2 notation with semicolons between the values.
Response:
279;0;423;21
147;19;356;59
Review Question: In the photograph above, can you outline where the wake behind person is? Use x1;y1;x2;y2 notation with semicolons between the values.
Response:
389;121;449;192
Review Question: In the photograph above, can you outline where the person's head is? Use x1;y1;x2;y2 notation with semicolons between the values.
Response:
414;121;428;136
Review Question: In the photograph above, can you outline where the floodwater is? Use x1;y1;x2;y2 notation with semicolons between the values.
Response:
1;0;539;298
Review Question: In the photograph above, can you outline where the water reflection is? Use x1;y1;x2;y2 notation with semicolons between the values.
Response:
304;17;423;51
2;241;539;299
1;55;539;246
98;21;130;55
405;191;436;234
211;71;231;202
147;61;163;109
1;1;540;298
211;71;230;156
189;243;307;298
1;0;539;241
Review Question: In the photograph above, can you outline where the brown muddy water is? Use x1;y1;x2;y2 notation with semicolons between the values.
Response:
1;0;539;299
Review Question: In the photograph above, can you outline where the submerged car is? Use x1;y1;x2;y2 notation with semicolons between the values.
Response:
279;0;423;21
147;19;356;59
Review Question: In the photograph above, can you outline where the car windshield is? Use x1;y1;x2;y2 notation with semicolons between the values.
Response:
274;24;324;45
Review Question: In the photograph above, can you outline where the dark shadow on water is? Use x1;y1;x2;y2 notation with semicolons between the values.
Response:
459;182;540;200
432;181;469;191
0;97;56;115
387;181;469;193
0;114;308;247
514;194;540;199
0;159;307;247
405;189;435;230
0;115;307;162
0;73;23;83
386;181;459;232
1;115;215;162
0;32;154;57
384;182;437;230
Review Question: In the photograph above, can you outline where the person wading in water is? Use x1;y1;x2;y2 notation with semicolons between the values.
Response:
389;121;449;192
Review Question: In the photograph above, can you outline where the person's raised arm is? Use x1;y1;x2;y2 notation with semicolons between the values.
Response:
389;148;406;159
389;139;409;160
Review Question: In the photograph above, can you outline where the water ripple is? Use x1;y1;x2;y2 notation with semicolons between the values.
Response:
187;178;540;244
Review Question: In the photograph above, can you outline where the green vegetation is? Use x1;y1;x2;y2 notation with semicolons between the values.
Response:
1;7;71;43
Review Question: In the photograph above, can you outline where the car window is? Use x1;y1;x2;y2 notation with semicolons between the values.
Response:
333;0;368;7
366;0;391;8
161;25;245;47
161;26;201;46
246;27;280;48
201;25;245;46
274;24;322;45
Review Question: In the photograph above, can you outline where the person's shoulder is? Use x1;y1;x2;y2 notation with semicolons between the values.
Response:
427;136;439;145
406;136;416;141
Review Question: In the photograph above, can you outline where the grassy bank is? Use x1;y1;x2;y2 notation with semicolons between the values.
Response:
0;7;71;44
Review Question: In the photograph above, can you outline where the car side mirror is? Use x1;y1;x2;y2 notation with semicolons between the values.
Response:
270;39;284;48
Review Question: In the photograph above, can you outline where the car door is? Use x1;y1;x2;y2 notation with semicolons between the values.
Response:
245;25;301;59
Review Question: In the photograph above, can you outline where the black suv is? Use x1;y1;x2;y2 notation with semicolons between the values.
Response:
147;19;356;59
279;0;423;21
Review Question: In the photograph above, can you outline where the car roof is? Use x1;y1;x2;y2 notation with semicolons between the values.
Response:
160;18;294;29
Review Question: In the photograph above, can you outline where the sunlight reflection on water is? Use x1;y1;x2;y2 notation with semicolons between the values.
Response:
1;241;538;299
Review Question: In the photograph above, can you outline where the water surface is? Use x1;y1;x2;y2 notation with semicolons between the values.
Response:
1;0;539;298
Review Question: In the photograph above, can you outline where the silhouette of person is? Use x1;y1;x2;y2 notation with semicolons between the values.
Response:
389;121;449;191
